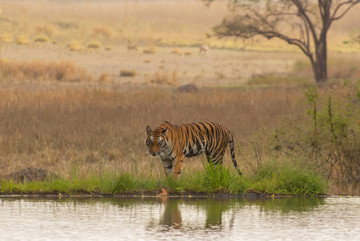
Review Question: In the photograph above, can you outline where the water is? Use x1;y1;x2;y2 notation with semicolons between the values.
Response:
1;196;359;241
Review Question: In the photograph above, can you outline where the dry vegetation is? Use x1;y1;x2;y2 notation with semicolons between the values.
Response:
0;61;92;84
0;84;302;178
1;0;360;51
1;0;360;87
0;0;360;194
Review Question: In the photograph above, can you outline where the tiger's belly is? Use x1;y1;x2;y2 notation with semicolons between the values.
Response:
183;144;205;158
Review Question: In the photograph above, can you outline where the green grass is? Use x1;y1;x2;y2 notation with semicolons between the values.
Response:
250;161;328;196
0;161;327;196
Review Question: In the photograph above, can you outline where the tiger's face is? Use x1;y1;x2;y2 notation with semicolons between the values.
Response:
145;126;168;156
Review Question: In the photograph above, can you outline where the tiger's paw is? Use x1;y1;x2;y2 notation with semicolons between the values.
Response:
157;188;168;197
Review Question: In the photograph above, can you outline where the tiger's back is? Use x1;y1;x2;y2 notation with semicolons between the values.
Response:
145;121;242;179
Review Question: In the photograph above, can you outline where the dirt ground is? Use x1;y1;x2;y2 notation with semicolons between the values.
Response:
0;0;313;88
0;43;304;88
1;0;359;88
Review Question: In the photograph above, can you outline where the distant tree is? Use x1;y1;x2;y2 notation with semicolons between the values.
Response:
205;0;360;84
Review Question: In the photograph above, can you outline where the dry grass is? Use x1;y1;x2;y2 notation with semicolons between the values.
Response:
0;83;305;180
0;84;306;181
146;71;178;85
0;60;93;84
0;0;359;195
292;56;360;82
1;0;359;88
247;54;360;87
1;0;359;52
0;59;358;194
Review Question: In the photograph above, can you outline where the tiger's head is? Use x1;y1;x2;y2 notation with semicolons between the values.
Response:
145;126;169;156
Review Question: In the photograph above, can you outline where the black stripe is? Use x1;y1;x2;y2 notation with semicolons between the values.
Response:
187;144;194;156
199;122;210;136
195;139;202;151
208;123;215;134
164;163;173;169
212;148;222;162
193;123;202;131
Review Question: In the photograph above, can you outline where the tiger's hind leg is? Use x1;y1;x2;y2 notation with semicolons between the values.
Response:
206;150;225;168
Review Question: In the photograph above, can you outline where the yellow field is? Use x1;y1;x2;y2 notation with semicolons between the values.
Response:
1;0;360;87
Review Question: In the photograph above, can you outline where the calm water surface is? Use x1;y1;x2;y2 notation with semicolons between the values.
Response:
1;196;359;240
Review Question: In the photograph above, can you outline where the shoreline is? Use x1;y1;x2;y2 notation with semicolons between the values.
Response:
0;192;333;200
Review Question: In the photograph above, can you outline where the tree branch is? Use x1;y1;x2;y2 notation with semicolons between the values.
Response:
259;30;312;58
331;0;360;21
291;0;319;44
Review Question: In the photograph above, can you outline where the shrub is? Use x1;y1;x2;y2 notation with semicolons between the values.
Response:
68;41;83;51
16;35;30;45
272;83;360;192
253;161;327;195
120;70;136;77
87;41;101;49
142;48;156;54
1;33;12;43
34;35;49;43
146;71;178;85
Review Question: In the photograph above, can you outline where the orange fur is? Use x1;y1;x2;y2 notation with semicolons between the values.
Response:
145;121;242;179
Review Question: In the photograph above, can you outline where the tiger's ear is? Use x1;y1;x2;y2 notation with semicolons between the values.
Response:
146;126;152;135
162;128;169;135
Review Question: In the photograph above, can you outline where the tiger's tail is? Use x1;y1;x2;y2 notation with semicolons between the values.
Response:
229;132;242;176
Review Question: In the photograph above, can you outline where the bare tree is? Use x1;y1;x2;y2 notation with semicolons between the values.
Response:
206;0;360;84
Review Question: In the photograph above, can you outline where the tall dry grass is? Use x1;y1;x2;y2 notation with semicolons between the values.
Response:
0;61;92;84
1;57;359;194
0;85;304;179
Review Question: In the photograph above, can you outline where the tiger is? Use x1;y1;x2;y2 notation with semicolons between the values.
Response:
145;121;242;179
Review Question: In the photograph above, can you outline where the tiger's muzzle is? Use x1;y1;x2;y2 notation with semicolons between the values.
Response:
149;150;158;156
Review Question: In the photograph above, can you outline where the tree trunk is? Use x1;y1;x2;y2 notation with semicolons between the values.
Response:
312;34;328;84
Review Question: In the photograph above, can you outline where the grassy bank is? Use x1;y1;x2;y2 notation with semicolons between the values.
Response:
0;161;327;196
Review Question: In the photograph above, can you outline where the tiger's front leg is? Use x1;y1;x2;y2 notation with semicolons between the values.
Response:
161;155;184;180
161;159;173;177
172;156;184;180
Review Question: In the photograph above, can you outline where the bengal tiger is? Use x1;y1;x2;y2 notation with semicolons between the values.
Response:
145;121;242;179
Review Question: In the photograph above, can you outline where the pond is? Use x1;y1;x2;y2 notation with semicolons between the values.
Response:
0;196;359;240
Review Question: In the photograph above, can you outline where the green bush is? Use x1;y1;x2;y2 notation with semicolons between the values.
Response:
272;82;360;190
253;161;327;195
